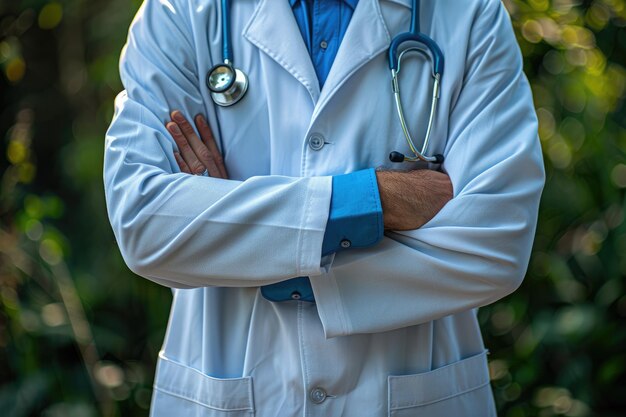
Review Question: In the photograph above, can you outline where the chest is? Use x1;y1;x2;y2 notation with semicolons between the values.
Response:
192;0;470;179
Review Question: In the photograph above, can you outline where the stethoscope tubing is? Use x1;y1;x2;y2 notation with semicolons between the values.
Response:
210;0;445;162
388;0;445;164
221;0;232;63
207;0;248;106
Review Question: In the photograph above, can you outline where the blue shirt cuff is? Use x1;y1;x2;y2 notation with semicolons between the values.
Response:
321;168;384;256
260;169;383;304
260;276;315;303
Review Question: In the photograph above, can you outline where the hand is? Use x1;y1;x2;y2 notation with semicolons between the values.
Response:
166;110;228;179
376;169;453;231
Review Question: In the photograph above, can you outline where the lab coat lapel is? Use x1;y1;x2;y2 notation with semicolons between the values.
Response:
243;0;321;103
311;0;391;121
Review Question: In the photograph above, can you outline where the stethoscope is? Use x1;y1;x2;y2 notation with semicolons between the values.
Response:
206;0;444;164
206;0;248;107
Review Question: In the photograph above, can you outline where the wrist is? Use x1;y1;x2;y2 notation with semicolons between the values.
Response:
375;170;398;230
375;168;453;231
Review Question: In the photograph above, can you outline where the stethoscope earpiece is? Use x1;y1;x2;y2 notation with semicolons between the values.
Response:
389;152;406;163
389;151;444;164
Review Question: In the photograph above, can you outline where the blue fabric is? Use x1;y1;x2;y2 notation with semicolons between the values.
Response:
260;276;316;302
289;0;358;87
321;168;384;256
261;1;384;304
261;169;383;303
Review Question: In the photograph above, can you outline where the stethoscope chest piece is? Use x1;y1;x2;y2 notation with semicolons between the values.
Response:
206;61;248;107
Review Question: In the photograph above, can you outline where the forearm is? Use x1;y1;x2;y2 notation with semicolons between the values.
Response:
104;93;332;288
313;161;544;337
376;169;453;231
310;0;545;337
103;0;340;288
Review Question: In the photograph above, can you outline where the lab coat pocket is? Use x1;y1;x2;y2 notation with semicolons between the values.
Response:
151;354;254;416
387;351;495;417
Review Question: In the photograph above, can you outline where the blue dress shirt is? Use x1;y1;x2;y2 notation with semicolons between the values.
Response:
290;0;359;87
261;0;383;303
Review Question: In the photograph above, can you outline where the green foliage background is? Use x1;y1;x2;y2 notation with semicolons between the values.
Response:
0;0;625;416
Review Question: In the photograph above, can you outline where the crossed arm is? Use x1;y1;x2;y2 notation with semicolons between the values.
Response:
104;0;544;337
164;110;453;232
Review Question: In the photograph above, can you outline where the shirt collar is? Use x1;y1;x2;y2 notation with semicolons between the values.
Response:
289;0;359;10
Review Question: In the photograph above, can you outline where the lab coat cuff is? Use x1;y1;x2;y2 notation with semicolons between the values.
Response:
297;176;333;277
321;168;383;256
309;270;352;338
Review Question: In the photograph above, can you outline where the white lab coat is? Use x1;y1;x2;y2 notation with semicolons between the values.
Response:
103;0;544;415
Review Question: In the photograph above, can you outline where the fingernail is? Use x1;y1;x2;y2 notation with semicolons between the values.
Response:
173;112;185;122
167;123;181;134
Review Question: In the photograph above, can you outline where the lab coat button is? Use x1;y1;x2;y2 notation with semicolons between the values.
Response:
340;239;351;249
291;291;301;300
308;135;325;151
310;387;327;404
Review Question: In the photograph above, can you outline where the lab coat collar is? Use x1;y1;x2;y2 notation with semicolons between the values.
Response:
243;0;321;102
311;0;391;120
386;0;412;8
243;0;392;109
288;0;360;9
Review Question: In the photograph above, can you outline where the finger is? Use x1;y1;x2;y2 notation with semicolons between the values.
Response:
195;114;229;179
174;152;192;174
171;111;221;177
167;121;205;175
192;114;225;179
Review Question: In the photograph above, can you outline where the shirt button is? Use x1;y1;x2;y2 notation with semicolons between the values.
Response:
340;239;351;249
320;40;328;49
308;134;325;151
291;291;301;300
310;387;327;404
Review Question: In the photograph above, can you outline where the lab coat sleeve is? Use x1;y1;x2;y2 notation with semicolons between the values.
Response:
103;0;332;288
310;0;545;337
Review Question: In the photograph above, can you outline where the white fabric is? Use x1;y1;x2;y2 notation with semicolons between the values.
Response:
103;0;545;415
